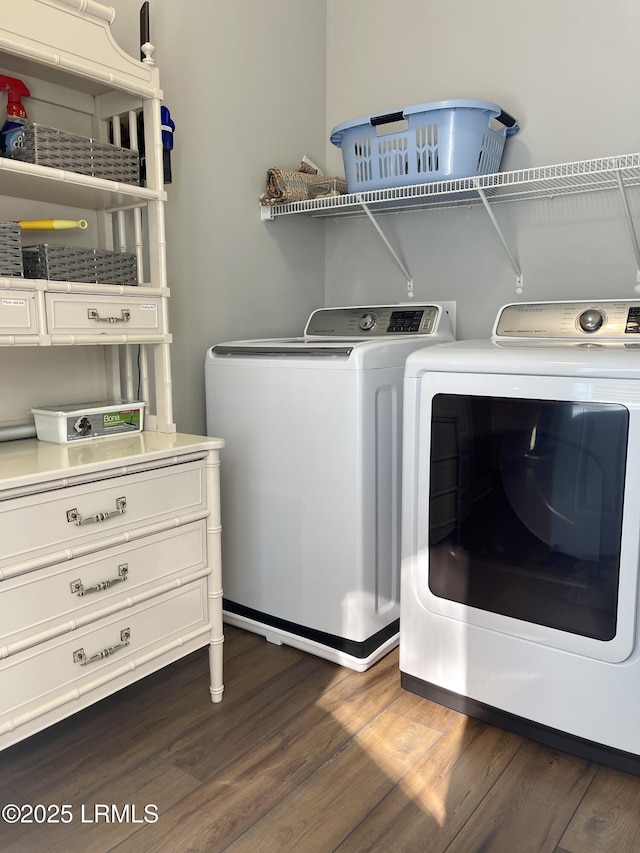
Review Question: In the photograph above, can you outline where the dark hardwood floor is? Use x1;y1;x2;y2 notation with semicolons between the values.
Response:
2;624;640;852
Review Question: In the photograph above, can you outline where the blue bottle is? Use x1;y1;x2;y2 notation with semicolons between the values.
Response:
161;105;175;184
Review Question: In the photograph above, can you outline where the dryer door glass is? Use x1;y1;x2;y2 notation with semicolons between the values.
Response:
428;394;628;641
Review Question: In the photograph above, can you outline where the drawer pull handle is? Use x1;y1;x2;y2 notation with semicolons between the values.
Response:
66;496;127;526
87;308;131;323
70;563;128;596
73;628;130;667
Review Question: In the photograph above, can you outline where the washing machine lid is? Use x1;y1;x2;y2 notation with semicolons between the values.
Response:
210;303;455;365
210;334;454;370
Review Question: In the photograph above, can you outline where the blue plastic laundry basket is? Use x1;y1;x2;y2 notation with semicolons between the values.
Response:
330;98;519;192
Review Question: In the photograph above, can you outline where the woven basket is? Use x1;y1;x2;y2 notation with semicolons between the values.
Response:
7;124;140;184
0;222;23;277
23;244;137;286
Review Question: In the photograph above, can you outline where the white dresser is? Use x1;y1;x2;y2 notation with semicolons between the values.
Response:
0;432;224;750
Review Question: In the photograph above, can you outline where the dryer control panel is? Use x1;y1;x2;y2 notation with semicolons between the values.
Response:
495;299;640;339
305;304;445;337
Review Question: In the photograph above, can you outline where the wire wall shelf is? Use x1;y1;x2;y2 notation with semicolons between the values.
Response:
260;153;640;299
260;153;640;220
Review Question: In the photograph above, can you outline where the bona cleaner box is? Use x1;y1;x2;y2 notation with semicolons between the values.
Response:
31;400;145;443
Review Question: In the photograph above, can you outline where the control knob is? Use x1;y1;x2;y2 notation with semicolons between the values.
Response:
358;312;377;331
578;308;604;333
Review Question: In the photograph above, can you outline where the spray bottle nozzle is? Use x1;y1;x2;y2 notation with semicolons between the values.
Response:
0;75;30;120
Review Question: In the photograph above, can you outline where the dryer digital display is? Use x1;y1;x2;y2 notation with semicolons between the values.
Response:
625;306;640;333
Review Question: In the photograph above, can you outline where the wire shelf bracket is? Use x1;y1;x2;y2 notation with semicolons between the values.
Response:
612;161;640;288
357;196;414;299
475;184;523;295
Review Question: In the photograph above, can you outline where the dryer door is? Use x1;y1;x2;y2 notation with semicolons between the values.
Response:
428;393;626;642
407;371;640;663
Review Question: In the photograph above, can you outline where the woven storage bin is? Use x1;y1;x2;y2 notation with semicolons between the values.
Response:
23;244;137;286
6;124;140;184
0;222;23;277
330;99;519;192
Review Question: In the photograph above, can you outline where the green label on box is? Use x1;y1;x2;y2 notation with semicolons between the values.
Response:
103;410;141;429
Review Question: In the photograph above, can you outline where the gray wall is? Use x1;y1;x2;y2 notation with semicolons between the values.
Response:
110;0;327;435
111;0;640;428
324;0;640;337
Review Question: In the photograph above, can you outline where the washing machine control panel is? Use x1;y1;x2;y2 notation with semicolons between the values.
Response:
495;300;640;339
305;304;441;337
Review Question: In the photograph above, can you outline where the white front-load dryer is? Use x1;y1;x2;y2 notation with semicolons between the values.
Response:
400;298;640;775
205;303;455;670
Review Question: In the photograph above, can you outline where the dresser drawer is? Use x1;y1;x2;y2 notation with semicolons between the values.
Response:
45;292;162;335
0;460;206;569
0;290;38;335
1;520;207;653
0;580;208;722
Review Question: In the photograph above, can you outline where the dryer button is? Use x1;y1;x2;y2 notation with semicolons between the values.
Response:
578;309;604;333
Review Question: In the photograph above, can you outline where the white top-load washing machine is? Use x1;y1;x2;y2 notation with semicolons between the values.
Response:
205;303;455;671
401;298;640;774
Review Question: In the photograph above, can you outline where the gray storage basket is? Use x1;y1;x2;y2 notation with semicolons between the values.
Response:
6;124;140;184
23;244;138;286
0;222;23;277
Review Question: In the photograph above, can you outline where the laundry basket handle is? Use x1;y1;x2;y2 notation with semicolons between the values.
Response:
370;110;405;127
495;109;517;129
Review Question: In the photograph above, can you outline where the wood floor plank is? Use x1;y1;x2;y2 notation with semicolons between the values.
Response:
0;784;28;812
8;639;308;805
223;709;441;852
557;765;640;853
1;756;200;853
5;627;640;853
336;715;521;852
448;738;597;853
0;645;208;784
222;624;263;661
110;650;405;852
0;625;251;784
389;687;461;734
162;652;342;781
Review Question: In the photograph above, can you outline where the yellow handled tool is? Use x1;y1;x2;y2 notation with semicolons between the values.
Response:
17;219;88;230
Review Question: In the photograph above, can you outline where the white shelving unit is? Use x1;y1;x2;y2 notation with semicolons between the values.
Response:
0;0;175;432
0;1;224;751
261;153;640;296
